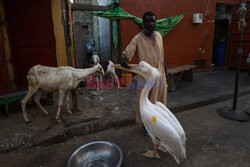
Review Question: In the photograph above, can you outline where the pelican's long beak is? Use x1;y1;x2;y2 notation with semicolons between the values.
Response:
112;64;145;77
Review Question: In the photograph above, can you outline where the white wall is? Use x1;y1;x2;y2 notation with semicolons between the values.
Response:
98;0;111;61
73;0;100;68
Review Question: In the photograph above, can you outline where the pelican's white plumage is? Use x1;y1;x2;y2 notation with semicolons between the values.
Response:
113;61;186;164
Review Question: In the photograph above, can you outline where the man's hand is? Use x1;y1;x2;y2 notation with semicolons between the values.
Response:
120;53;129;68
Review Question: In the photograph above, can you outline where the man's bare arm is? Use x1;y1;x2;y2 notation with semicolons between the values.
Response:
120;53;129;68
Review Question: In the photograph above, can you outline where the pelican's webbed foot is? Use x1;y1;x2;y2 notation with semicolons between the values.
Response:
143;150;161;159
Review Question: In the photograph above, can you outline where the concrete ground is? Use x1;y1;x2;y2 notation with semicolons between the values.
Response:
0;94;250;167
168;69;250;112
0;69;250;166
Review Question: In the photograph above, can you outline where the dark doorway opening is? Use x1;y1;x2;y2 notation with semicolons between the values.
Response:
212;4;231;68
5;0;57;91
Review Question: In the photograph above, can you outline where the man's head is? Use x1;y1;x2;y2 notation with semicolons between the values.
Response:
143;11;156;33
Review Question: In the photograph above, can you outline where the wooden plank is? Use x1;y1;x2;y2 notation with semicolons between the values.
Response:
168;65;196;74
71;4;110;11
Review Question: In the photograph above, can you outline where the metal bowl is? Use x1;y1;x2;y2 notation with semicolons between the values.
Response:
68;141;123;167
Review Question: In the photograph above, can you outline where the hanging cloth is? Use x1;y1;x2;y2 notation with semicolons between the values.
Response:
85;6;184;48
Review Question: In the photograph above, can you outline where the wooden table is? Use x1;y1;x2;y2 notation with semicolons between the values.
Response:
167;65;196;92
0;91;54;118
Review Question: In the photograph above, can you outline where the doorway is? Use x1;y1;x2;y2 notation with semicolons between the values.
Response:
72;0;121;68
5;0;57;90
212;4;231;68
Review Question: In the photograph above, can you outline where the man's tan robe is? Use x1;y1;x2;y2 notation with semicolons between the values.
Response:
123;31;168;125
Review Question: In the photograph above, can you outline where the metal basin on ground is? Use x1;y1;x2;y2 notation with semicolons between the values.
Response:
68;141;123;167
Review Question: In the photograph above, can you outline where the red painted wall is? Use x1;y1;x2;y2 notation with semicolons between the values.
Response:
5;0;57;90
120;0;240;69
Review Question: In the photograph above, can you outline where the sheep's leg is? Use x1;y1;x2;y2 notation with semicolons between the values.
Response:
21;86;38;122
96;75;99;93
110;71;121;89
99;75;104;89
56;90;65;123
66;90;73;115
34;89;48;116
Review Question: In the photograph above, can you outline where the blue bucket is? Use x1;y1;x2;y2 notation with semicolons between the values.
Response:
214;43;226;67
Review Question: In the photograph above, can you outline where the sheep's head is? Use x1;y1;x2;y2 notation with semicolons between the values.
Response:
94;63;104;76
91;55;100;65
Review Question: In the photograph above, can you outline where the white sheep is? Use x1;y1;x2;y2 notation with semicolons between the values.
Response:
21;64;104;123
90;54;121;90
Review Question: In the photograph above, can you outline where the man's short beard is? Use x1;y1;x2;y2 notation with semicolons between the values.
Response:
144;28;155;33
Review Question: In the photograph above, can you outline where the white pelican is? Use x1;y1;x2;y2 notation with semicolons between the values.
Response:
113;61;186;164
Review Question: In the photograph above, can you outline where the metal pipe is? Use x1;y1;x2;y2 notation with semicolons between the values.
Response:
232;30;243;110
232;2;246;111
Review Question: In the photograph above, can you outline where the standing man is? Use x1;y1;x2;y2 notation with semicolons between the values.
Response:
121;11;168;127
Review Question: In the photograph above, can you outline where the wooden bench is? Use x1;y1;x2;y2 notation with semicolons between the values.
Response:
167;65;196;92
0;91;54;118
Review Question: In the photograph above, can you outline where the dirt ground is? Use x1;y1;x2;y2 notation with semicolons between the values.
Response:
1;94;250;167
1;70;250;167
0;88;136;153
